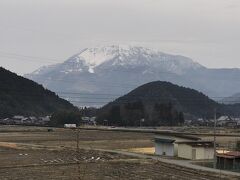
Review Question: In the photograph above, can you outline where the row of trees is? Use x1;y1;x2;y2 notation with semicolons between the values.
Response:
96;101;185;126
25;101;184;127
48;111;82;127
41;101;185;127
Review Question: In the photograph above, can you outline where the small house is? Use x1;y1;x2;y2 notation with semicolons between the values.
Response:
13;115;25;120
64;124;77;128
154;132;200;157
154;138;175;156
0;118;10;124
39;116;51;125
12;115;26;124
81;116;96;125
217;116;237;127
217;151;240;170
177;141;214;160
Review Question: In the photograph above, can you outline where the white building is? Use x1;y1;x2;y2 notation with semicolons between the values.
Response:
64;124;77;128
217;116;237;127
218;116;231;121
217;116;232;126
13;115;25;119
154;138;175;156
154;132;200;157
177;141;214;160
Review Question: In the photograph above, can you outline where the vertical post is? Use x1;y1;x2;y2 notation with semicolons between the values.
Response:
233;157;236;170
77;127;79;154
76;127;81;180
213;108;217;169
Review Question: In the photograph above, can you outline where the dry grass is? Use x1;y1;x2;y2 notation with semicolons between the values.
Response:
0;142;19;149
123;147;155;155
0;126;239;179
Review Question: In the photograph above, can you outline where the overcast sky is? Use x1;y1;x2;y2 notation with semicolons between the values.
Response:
0;0;240;75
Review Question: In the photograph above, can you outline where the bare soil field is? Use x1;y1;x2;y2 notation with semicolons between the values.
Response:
0;127;154;150
0;125;239;179
0;158;236;180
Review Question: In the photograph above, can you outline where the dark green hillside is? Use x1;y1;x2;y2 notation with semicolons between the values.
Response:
97;81;223;126
0;67;77;118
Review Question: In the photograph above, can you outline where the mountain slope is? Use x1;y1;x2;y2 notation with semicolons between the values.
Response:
221;93;240;104
25;45;240;106
0;67;77;118
96;81;240;126
29;45;204;76
100;81;219;118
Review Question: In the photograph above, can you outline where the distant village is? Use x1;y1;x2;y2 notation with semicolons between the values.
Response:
0;115;51;126
0;115;96;126
186;116;240;128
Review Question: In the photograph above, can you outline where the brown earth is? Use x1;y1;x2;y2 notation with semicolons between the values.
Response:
0;125;239;179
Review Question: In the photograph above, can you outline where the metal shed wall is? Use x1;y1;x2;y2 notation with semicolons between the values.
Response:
155;142;174;156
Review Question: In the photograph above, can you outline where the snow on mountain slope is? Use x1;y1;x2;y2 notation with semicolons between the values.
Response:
25;45;240;107
31;64;59;75
53;45;205;74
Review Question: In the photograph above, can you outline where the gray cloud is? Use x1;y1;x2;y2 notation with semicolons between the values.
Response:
0;0;240;75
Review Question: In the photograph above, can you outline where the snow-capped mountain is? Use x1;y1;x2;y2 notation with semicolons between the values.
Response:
31;45;204;75
25;45;240;106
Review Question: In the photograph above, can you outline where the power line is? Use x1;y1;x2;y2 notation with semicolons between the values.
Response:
26;74;240;92
56;92;121;96
58;95;240;102
0;55;55;64
0;51;62;63
1;86;240;101
0;53;240;101
0;87;238;103
38;77;138;88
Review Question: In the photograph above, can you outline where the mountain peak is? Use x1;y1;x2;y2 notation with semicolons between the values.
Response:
25;45;240;107
65;45;204;74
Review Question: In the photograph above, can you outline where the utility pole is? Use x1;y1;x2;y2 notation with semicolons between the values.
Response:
213;108;217;169
77;127;80;154
76;127;81;180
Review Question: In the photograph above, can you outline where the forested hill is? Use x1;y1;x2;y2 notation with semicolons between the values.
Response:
97;81;230;126
0;67;77;118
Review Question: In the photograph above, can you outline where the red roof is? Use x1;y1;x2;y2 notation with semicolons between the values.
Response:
226;151;240;157
217;151;240;159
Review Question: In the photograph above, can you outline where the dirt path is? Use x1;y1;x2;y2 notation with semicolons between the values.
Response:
92;148;240;179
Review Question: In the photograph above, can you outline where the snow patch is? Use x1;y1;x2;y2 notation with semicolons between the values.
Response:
31;45;205;77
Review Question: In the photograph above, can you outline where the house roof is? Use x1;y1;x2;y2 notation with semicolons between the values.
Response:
155;132;201;141
176;141;214;148
218;116;231;121
217;151;240;159
154;138;175;144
